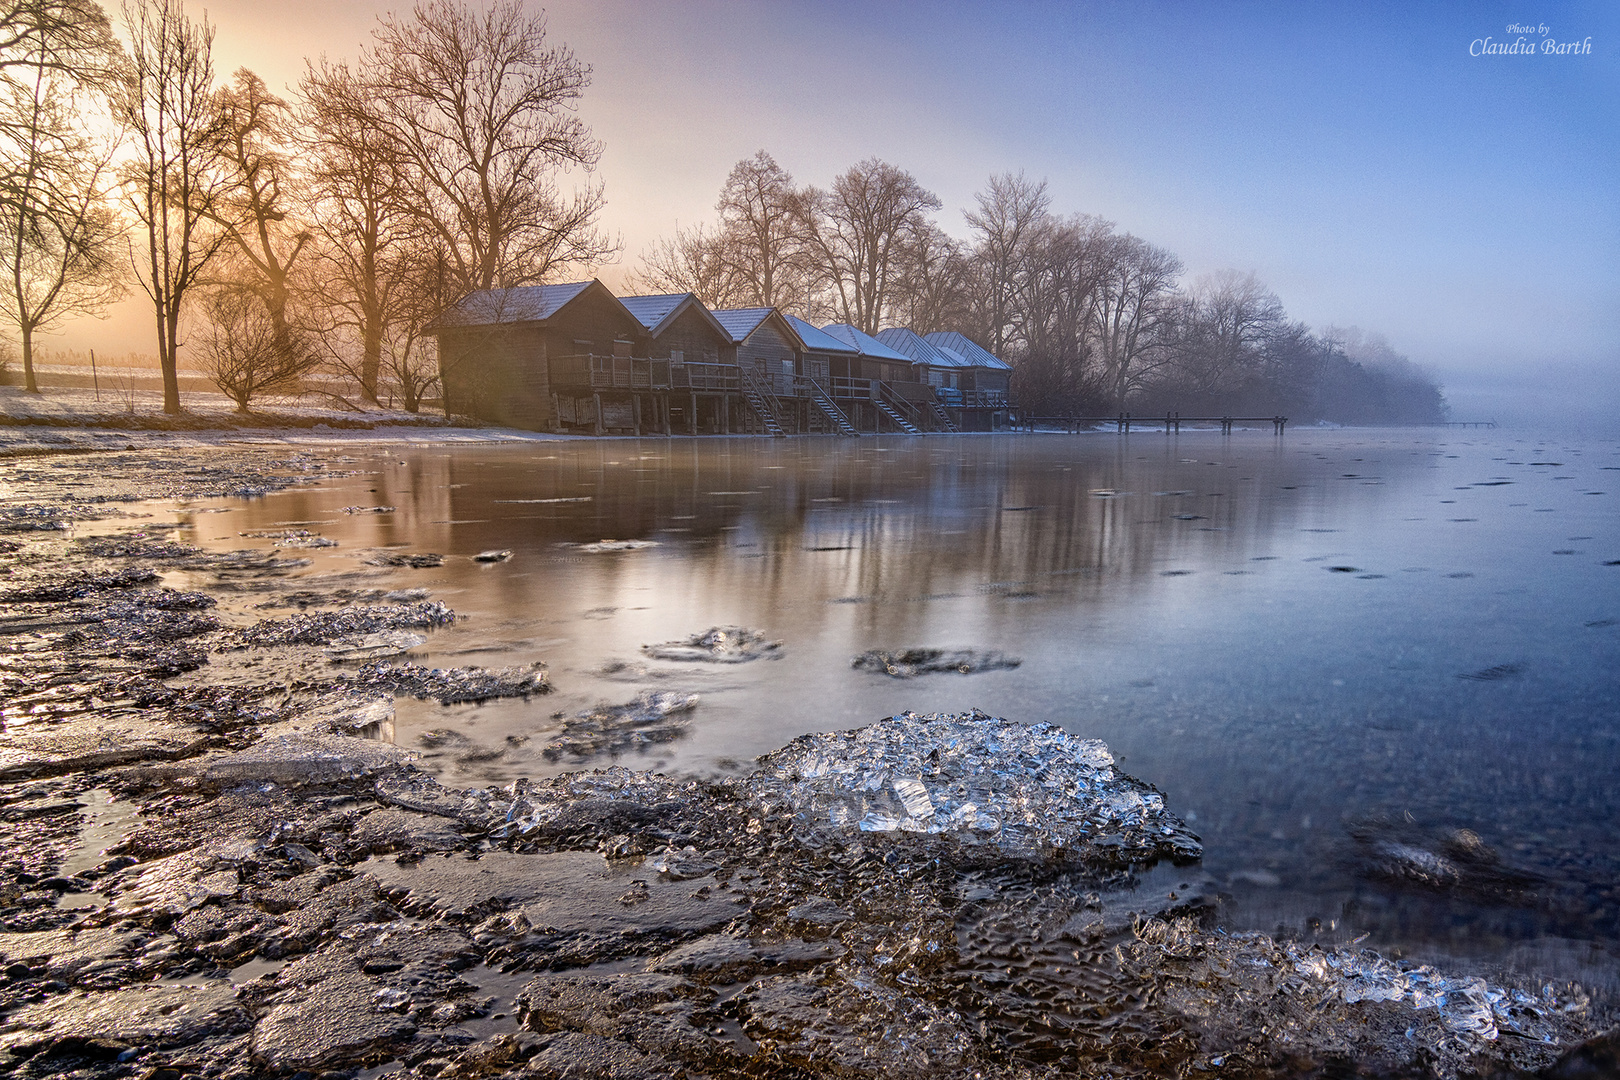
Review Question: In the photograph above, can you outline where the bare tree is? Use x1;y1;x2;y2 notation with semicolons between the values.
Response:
1168;269;1284;397
964;171;1049;357
0;1;116;94
1091;234;1182;409
208;68;310;343
300;56;409;403
114;0;226;414
366;0;615;294
887;222;968;333
1008;214;1114;411
0;0;123;391
628;223;743;306
197;278;317;410
711;150;805;309
802;158;940;333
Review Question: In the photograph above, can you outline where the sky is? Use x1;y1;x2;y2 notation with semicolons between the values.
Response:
60;0;1620;429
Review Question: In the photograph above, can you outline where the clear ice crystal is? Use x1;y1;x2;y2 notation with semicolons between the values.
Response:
749;710;1195;862
1286;944;1551;1043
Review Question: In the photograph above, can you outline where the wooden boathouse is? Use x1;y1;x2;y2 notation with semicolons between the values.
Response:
428;282;1017;436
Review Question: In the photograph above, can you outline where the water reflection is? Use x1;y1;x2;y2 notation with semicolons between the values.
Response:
176;431;1620;992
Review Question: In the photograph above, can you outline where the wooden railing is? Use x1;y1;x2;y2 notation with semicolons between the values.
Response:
550;354;738;393
548;355;1014;414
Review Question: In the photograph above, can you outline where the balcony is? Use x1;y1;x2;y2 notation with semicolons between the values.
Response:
549;354;740;393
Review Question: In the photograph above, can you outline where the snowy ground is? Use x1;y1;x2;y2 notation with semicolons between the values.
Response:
0;385;590;455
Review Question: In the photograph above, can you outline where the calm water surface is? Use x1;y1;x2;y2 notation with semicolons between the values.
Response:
169;430;1620;991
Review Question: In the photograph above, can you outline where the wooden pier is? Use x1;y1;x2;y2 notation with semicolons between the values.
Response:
1019;413;1289;435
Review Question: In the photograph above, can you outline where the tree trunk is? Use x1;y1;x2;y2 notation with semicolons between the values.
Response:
360;318;382;404
20;324;37;393
161;308;182;414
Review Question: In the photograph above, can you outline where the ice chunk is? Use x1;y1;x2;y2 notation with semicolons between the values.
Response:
749;710;1198;864
892;778;934;820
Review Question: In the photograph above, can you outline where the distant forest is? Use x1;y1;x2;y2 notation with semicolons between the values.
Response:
0;0;1443;423
635;159;1449;425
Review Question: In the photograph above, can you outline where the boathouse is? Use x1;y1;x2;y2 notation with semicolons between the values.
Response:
431;280;647;431
924;331;1014;430
430;282;1016;436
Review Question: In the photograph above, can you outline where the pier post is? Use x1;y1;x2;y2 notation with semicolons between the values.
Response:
632;394;642;436
592;392;604;436
690;392;698;434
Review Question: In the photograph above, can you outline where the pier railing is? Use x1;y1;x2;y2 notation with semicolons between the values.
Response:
1019;412;1288;434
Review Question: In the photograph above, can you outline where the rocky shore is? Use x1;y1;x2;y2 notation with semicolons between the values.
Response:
0;446;1612;1079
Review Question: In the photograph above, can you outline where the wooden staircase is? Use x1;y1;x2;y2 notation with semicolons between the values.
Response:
804;379;858;436
928;400;960;433
739;369;786;437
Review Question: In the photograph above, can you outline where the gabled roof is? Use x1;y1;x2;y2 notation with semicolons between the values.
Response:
924;331;1013;371
875;327;965;368
711;307;813;352
819;323;912;362
783;314;858;355
708;306;773;344
431;281;597;328
619;292;730;340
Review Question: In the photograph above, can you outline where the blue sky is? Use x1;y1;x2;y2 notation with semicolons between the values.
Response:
79;0;1619;426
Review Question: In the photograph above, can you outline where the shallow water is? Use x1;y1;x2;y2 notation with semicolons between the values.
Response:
151;429;1619;991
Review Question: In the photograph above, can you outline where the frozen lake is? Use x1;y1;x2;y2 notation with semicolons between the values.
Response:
171;428;1620;992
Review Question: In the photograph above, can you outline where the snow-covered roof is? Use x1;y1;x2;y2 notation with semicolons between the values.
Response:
433;282;596;328
924;331;1013;371
709;307;775;344
875;327;966;368
783;314;859;355
820;324;912;362
619;292;730;340
619;293;688;332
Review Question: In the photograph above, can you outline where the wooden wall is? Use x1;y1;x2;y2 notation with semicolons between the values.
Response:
652;306;732;364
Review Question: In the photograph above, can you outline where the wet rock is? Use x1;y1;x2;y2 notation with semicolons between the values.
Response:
216;601;454;649
0;925;148;982
646;932;842;980
375;770;475;822
73;534;200;560
251;969;416;1069
571;539;658;553
518;970;740;1070
0;982;249;1054
1347;822;1544;904
323;630;428;661
351;809;468;854
641;626;781;663
346;660;550;704
543;691;698;761
364;550;443;568
0;714;218;782
252;872;400;956
749;709;1201;866
739;971;980;1079
525;1032;662;1079
785;895;850;927
0;566;158;603
362;849;745;936
185;733;416;789
108;842;251;920
851;647;1021;678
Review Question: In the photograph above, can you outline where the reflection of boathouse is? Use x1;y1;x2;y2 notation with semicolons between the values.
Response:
429;279;1013;436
